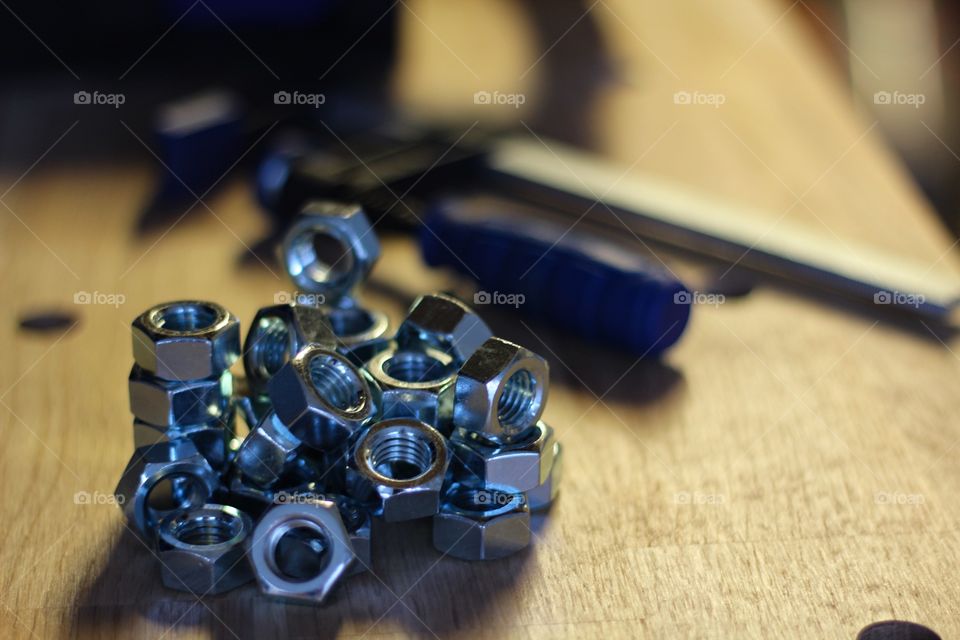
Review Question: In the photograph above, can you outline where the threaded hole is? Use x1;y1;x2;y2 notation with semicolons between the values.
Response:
308;353;364;411
250;316;291;378
327;307;374;337
383;351;451;383
497;369;539;429
287;228;353;286
369;428;435;480
274;526;329;582
156;302;219;332
173;513;242;546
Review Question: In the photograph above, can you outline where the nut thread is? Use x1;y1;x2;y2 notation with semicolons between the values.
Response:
175;518;239;545
249;317;291;379
497;369;539;430
369;430;434;480
308;354;363;411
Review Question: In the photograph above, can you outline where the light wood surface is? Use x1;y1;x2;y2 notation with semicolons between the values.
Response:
2;0;960;638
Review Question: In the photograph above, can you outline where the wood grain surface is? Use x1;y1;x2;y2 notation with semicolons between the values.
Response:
2;0;959;637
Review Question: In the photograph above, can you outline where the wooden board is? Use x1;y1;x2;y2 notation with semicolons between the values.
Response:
2;0;959;637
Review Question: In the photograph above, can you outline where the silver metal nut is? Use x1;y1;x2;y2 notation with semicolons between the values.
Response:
452;422;556;492
249;499;356;604
347;418;450;522
268;491;371;574
281;201;380;303
454;337;549;438
432;484;531;561
157;504;253;594
367;345;456;428
243;302;336;397
234;411;302;488
335;496;372;576
324;303;391;366
128;366;233;428
133;415;233;470
132;300;240;381
114;440;220;537
396;293;492;365
269;344;379;449
525;440;562;512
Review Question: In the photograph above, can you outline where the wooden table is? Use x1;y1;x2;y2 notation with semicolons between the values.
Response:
2;0;959;637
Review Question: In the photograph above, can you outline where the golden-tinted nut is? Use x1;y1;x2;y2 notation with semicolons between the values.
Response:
268;345;380;449
347;419;450;522
243;302;336;397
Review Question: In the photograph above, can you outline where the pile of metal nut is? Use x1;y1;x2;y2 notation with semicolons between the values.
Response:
114;202;562;603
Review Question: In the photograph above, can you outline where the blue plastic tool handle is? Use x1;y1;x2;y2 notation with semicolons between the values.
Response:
420;198;691;357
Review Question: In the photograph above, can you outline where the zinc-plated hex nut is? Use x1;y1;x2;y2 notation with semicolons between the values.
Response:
525;440;562;512
269;344;379;449
275;493;373;575
128;366;233;428
132;300;240;381
243;303;336;397
367;345;456;426
249;499;356;604
347;419;450;522
114;440;220;537
133;415;233;470
281;202;380;303
234;411;302;488
454;337;549;438
432;484;531;561
396;293;492;365
452;422;556;492
324;303;391;366
157;504;253;594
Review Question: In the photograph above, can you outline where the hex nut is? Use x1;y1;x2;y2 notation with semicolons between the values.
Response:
157;504;253;594
248;499;356;604
347;419;450;522
432;484;531;561
367;345;456;429
324;304;391;366
243;302;336;397
525;440;562;512
454;337;549;438
132;300;240;381
133;415;233;470
234;411;302;488
396;293;492;365
128;366;233;428
451;422;556;492
281;201;380;304
114;440;220;537
269;344;379;449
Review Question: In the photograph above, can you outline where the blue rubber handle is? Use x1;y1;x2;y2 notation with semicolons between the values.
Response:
420;198;691;356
